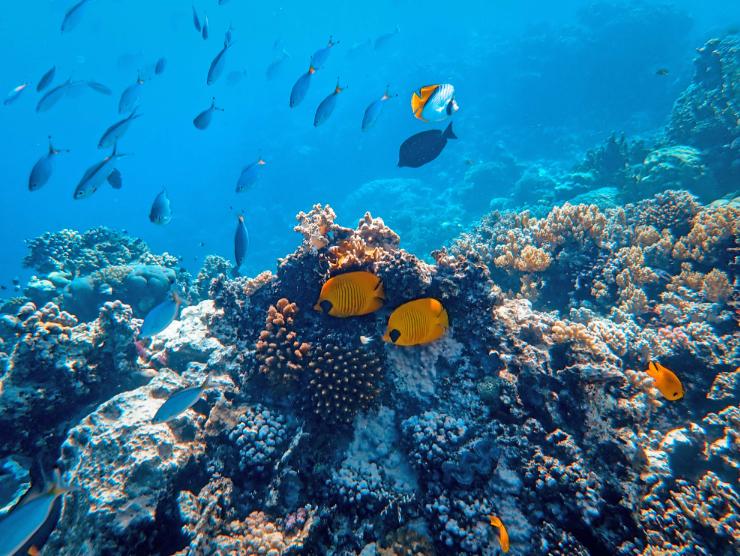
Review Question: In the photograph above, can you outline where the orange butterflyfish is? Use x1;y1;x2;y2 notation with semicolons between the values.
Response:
645;361;684;400
411;83;458;122
488;515;509;552
383;298;448;346
314;271;384;317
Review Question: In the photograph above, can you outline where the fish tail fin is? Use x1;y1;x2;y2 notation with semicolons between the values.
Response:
645;361;658;377
438;306;449;329
443;122;457;140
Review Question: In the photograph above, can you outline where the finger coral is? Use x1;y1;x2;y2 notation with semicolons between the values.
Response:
255;298;310;384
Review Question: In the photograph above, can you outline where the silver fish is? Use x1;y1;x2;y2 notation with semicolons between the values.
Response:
265;49;289;80
192;5;201;32
289;68;314;108
314;82;345;127
87;80;113;96
201;14;209;40
73;145;126;200
0;470;71;556
154;57;167;75
207;40;232;85
310;36;338;70
107;168;122;189
37;66;56;92
152;373;213;424
140;292;182;338
236;158;266;193
98;110;141;149
374;25;400;50
36;79;81;112
61;0;90;33
193;97;223;130
361;87;394;131
29;136;67;191
234;214;248;271
118;76;144;114
3;83;28;106
149;189;172;225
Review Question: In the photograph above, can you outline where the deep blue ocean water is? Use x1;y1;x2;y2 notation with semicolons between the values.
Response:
1;0;738;285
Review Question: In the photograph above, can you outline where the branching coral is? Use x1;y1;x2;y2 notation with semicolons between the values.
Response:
672;204;739;263
255;298;310;384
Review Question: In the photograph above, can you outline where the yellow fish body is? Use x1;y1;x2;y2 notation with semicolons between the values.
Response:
314;271;384;317
645;361;684;400
383;297;448;346
488;515;509;553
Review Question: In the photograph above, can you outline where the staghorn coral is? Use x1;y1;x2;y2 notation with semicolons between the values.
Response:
255;298;310;385
306;341;384;425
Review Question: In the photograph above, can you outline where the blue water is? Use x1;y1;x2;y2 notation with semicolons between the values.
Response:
0;0;738;285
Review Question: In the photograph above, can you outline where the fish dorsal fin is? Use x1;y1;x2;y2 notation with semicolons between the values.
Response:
646;361;659;377
411;85;438;120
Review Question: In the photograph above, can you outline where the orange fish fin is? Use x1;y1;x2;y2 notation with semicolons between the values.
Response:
411;85;438;120
645;361;659;377
28;547;40;556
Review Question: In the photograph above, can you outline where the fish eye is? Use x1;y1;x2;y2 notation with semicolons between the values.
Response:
319;300;332;314
389;329;401;343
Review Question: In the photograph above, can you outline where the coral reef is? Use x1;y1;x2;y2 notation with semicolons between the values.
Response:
13;227;195;321
0;300;145;459
1;32;738;555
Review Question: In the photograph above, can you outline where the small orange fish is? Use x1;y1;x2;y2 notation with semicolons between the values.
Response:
645;361;684;400
488;515;509;553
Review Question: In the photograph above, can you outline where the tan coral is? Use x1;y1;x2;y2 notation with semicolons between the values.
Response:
293;204;350;253
255;299;310;382
672;205;739;262
533;203;608;248
702;269;732;302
